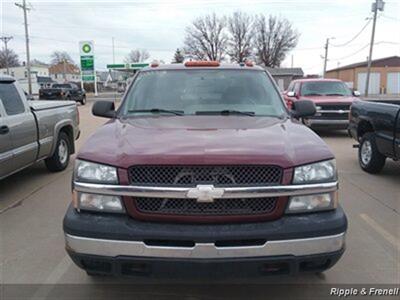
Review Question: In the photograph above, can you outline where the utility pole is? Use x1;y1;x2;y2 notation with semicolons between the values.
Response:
323;37;335;78
0;36;13;75
15;0;32;94
63;58;67;82
291;55;294;68
365;0;384;96
112;37;115;64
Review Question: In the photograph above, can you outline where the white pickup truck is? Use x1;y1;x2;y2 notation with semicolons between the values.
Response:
0;75;80;180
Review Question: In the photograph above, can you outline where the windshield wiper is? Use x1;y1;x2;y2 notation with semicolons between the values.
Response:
325;93;345;96
128;109;184;116
195;110;255;116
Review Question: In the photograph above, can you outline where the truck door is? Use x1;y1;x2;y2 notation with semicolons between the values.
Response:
0;100;14;179
0;81;38;172
395;109;400;159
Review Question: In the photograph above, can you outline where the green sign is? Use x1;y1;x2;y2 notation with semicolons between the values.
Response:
79;41;95;82
80;56;94;71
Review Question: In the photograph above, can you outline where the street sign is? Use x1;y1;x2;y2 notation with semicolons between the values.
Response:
79;41;95;82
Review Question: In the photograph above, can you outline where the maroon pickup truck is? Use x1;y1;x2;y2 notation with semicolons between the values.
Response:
63;62;347;278
283;78;360;130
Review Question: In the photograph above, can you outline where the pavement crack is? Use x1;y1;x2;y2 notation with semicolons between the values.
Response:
342;174;399;216
0;168;73;215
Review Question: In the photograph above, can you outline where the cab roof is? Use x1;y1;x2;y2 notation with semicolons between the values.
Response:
0;74;15;82
141;63;265;72
291;78;343;83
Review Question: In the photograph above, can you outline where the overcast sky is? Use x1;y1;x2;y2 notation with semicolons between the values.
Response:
1;0;399;74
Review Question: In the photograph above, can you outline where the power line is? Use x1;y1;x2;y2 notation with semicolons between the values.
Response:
331;18;372;47
329;41;398;61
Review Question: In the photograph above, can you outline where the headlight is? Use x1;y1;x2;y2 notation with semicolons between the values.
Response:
293;159;337;184
74;191;125;213
74;159;118;183
286;192;338;213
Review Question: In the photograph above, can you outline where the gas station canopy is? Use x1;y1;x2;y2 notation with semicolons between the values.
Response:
106;63;149;71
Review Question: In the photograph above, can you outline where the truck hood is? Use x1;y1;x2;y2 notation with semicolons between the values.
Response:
78;116;333;169
299;95;356;104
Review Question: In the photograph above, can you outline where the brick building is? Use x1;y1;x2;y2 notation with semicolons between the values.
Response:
325;56;400;95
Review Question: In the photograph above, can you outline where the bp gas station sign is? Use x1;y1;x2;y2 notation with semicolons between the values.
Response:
79;41;95;82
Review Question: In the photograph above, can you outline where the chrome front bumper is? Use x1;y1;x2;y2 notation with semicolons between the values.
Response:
304;119;349;127
65;232;346;259
73;181;338;199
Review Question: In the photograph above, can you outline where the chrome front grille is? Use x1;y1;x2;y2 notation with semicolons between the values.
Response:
128;165;283;187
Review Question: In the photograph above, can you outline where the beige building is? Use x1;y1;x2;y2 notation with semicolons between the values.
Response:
325;56;400;95
0;64;52;94
49;62;81;83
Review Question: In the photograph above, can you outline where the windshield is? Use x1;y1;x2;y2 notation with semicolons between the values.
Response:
301;81;352;96
52;84;71;88
120;69;286;117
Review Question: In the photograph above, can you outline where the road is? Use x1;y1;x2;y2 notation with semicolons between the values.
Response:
1;94;399;299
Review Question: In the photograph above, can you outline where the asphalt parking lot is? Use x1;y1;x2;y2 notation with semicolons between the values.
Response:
0;94;399;298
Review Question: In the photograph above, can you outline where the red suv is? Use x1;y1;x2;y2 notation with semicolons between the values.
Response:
283;79;360;130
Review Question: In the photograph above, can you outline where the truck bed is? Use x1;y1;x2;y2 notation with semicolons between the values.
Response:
29;100;76;111
364;99;400;106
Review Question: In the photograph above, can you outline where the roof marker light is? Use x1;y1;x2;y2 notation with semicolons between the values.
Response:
184;61;220;67
150;60;159;67
245;60;254;67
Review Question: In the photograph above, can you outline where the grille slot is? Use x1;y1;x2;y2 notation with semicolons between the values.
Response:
134;197;277;216
128;165;283;187
318;104;350;111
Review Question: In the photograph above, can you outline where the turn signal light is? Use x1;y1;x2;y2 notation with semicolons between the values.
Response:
184;61;220;67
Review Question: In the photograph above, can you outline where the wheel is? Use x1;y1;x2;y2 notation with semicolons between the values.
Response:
358;132;386;173
80;96;86;105
45;132;71;172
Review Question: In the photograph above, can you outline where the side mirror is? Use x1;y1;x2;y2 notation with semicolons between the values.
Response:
287;91;296;97
92;100;116;118
291;100;316;119
353;90;361;97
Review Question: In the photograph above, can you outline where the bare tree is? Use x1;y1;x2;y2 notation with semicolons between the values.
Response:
50;51;75;65
253;15;299;67
124;49;150;63
227;11;254;63
183;13;228;61
0;48;20;68
172;48;185;63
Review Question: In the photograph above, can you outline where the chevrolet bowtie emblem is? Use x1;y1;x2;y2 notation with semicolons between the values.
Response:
186;185;225;203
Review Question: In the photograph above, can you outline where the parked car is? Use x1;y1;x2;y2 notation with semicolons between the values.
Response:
63;62;347;278
39;83;86;105
0;75;80;180
283;78;360;130
349;99;400;173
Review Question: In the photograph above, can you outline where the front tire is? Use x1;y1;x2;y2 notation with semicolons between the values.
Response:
45;132;71;172
80;96;86;105
358;133;386;173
